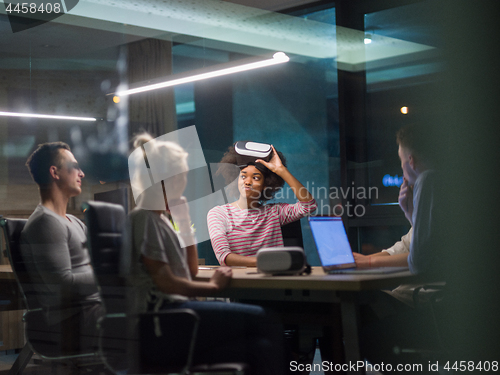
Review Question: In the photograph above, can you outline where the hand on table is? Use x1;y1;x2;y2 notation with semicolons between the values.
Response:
352;252;372;268
210;266;233;291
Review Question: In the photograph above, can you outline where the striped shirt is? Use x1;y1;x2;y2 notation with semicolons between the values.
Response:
207;199;317;265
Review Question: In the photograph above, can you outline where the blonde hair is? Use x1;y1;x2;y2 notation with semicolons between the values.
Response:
132;132;154;150
131;132;188;176
129;132;189;208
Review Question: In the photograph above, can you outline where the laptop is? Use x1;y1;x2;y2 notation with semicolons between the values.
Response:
309;216;408;274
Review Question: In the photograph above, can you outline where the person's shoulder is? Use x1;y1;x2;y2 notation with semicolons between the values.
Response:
22;206;65;241
420;169;438;180
208;204;231;215
419;169;437;181
129;208;157;224
261;202;283;215
129;209;169;237
129;207;147;218
26;205;63;228
415;169;438;190
268;201;298;210
263;201;285;209
67;214;85;228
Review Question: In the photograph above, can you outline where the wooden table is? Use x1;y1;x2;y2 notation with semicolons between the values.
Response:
0;264;420;373
196;266;419;374
0;265;16;280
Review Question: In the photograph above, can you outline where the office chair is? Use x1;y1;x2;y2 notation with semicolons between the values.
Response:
83;200;127;314
0;217;102;375
281;219;304;248
83;201;246;375
395;283;449;359
0;218;32;375
359;283;450;371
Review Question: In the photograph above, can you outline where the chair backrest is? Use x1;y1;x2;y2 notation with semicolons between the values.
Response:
0;217;35;309
83;201;126;313
83;201;126;276
84;203;199;374
281;219;304;248
1;217;28;270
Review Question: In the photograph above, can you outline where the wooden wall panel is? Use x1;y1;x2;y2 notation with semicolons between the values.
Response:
0;310;25;351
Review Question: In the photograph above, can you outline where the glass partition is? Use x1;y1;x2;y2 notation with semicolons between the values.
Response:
348;0;444;253
0;1;341;264
0;0;444;263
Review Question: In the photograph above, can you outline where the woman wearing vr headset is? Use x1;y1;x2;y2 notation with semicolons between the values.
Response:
208;142;317;266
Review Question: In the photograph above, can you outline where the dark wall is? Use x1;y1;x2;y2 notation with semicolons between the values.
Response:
436;0;500;361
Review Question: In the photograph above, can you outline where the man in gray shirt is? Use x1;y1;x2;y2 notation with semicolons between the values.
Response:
21;142;103;351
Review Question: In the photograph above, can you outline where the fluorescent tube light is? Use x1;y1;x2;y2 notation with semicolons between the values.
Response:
364;33;372;45
0;111;97;122
116;52;289;97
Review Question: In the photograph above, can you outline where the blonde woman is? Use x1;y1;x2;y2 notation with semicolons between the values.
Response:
126;133;285;375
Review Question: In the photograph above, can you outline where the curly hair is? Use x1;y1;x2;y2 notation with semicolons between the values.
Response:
216;144;287;202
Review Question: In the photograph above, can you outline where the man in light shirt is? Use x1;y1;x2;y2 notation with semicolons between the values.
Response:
357;123;442;371
353;123;439;275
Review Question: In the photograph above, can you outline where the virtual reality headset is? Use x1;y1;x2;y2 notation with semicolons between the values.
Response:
234;141;272;167
256;247;308;275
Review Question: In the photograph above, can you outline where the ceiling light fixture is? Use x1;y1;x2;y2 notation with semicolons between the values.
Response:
115;52;290;97
0;111;97;122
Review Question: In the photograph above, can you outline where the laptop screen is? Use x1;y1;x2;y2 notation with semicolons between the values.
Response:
309;216;356;271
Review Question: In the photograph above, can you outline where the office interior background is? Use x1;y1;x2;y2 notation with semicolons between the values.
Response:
0;0;498;365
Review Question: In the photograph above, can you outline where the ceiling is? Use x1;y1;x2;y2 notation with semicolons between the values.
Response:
0;0;443;185
0;0;438;73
